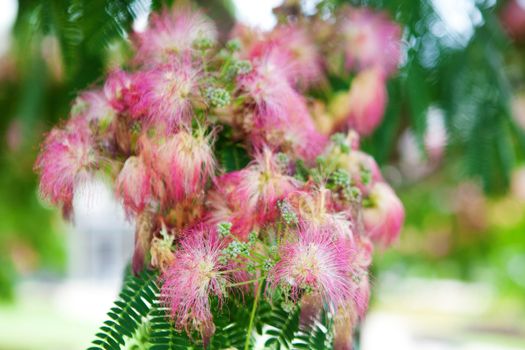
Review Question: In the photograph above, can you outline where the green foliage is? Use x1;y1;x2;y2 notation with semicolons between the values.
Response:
88;272;348;350
15;0;142;88
149;305;191;350
210;298;251;349
88;269;158;350
292;311;334;350
341;0;524;193
260;302;301;349
215;125;251;172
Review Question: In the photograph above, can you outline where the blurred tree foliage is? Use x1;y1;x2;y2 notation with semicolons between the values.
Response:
375;169;525;309
1;0;525;301
343;0;524;194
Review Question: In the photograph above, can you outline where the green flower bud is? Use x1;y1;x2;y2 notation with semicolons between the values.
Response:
192;37;214;50
360;167;372;185
262;259;275;272
278;200;298;225
235;60;252;75
206;87;231;108
226;38;242;52
331;133;350;153
217;221;233;238
331;168;351;188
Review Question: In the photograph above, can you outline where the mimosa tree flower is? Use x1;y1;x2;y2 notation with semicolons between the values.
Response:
130;58;201;131
346;67;387;136
115;155;152;215
233;147;300;225
245;24;322;88
287;188;355;241
206;172;257;240
34;127;96;217
104;69;133;112
161;225;227;338
238;51;300;126
363;182;405;246
270;225;357;309
133;6;217;65
72;89;116;127
339;6;402;76
153;128;216;202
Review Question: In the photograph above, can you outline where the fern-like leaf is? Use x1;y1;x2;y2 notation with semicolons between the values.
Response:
261;303;301;350
210;297;252;349
87;269;158;350
149;303;192;350
292;311;334;350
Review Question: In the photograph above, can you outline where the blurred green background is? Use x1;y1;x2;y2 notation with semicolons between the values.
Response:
1;0;525;349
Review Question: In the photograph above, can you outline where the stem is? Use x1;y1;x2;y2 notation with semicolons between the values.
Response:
218;268;244;275
244;280;263;350
227;277;264;288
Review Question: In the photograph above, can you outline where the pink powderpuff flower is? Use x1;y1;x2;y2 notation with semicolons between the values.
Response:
133;6;217;65
263;96;328;163
115;155;152;215
34;127;96;217
270;225;357;309
205;172;257;240
130;58;200;131
346;67;387;136
247;24;323;88
287;188;355;241
338;149;383;196
231;147;300;225
71;89;116;127
161;225;227;337
238;51;300;126
339;6;402;76
332;267;370;350
242;74;327;163
229;23;262;51
362;182;405;247
154;129;215;202
104;70;133;113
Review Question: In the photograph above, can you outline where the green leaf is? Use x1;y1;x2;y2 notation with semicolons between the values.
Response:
90;269;158;350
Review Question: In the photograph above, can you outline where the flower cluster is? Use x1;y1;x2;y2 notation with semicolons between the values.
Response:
35;3;404;347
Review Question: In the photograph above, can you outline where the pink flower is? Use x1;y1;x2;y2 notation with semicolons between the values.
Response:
34;127;96;216
363;182;405;247
341;149;383;195
246;24;323;87
206;148;300;237
133;7;217;65
115;155;152;215
104;70;133;112
205;172;257;240
71;89;116;126
288;188;355;241
339;6;402;76
238;52;300;125
232;147;300;225
253;96;328;163
270;225;357;309
153;129;215;202
229;23;261;51
130;58;200;131
346;67;387;136
161;225;227;336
